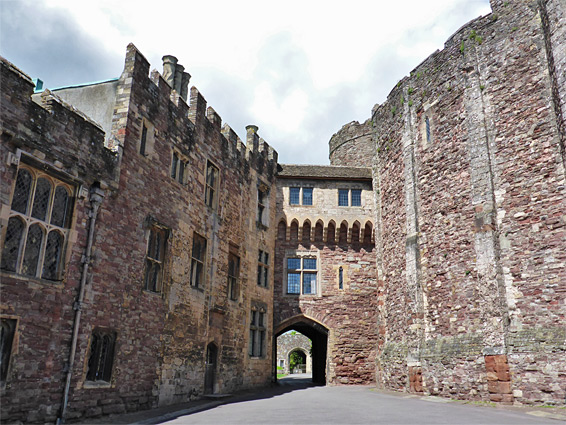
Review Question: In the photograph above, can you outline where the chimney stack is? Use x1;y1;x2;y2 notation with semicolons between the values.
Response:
162;55;177;88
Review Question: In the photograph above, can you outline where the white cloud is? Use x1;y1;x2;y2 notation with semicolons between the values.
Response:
5;0;492;164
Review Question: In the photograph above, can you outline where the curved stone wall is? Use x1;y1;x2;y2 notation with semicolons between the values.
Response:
328;120;374;167
371;0;566;406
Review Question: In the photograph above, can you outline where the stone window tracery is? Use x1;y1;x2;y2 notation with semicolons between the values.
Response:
205;161;219;210
1;166;73;281
144;225;168;293
86;329;116;383
286;256;317;295
249;304;266;357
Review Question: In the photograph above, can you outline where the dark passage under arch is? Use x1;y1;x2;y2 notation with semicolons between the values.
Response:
275;316;328;385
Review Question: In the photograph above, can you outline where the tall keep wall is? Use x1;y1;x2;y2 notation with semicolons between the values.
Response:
372;0;565;405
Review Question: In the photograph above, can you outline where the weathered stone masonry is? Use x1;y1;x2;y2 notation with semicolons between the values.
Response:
364;0;565;405
273;165;377;386
1;45;277;423
1;1;565;422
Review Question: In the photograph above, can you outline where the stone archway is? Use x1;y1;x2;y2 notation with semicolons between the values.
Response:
274;315;328;384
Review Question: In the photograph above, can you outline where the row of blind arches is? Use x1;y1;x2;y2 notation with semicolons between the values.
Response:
277;219;374;245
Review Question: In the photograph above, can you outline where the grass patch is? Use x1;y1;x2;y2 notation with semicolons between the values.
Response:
277;374;287;379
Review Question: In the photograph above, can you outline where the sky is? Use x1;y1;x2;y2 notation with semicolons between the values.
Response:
0;0;491;165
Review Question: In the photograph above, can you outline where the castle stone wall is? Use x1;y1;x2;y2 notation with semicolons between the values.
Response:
274;172;377;385
0;59;116;423
1;45;278;423
329;120;374;167
371;0;566;405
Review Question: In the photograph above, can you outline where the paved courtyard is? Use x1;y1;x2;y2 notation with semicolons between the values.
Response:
152;375;562;425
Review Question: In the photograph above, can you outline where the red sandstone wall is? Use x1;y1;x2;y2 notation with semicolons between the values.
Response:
1;45;278;423
373;0;566;405
0;59;115;423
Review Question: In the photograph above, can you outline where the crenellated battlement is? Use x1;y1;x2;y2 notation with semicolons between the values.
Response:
119;43;279;180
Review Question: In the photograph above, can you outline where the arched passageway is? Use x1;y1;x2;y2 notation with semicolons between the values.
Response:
274;315;328;385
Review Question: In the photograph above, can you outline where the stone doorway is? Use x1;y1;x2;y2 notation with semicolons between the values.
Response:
288;349;307;374
204;342;218;394
275;315;328;385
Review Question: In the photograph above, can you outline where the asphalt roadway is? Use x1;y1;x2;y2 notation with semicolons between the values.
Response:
156;374;563;425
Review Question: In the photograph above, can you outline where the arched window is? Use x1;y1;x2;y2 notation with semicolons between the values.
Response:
1;217;25;272
339;266;344;290
351;222;360;245
11;168;32;214
22;223;44;277
302;221;311;244
31;178;52;221
42;230;64;280
1;166;74;281
327;222;336;244
290;221;298;242
51;186;70;228
363;222;373;245
314;221;323;242
339;222;348;245
277;220;287;240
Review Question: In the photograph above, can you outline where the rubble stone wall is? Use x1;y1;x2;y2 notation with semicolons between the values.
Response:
0;59;115;423
371;0;566;405
0;45;278;423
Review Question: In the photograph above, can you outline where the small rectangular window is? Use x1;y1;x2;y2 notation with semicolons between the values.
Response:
86;330;116;382
140;124;148;155
227;252;240;301
351;189;362;207
289;187;300;205
286;257;318;295
171;152;187;184
338;189;349;206
1;318;16;383
205;161;219;210
302;188;313;205
171;153;179;179
249;306;267;357
257;185;268;225
144;226;167;293
257;250;269;288
190;233;207;289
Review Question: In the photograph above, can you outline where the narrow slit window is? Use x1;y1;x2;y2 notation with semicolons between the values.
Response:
140;123;148;155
